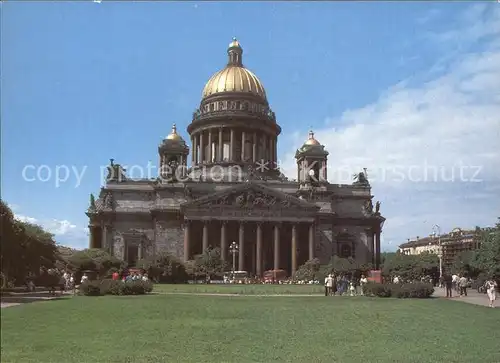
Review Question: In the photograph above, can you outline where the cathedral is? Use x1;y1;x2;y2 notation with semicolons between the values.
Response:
86;38;385;276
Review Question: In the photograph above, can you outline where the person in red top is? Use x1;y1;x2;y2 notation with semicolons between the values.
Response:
112;272;119;281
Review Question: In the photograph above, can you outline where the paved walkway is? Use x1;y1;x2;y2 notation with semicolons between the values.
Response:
1;302;21;308
1;291;70;309
433;287;495;307
157;289;496;307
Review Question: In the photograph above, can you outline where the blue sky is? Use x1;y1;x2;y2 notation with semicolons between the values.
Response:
2;2;499;250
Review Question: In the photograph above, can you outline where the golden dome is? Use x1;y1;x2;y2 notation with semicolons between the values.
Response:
166;124;183;141
304;130;321;146
203;67;266;99
202;38;267;100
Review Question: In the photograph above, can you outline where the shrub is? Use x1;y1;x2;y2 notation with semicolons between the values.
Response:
99;279;124;295
79;279;154;296
79;280;102;296
364;282;434;299
365;282;392;297
121;280;152;295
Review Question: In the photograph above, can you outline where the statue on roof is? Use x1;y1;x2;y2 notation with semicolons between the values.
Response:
363;200;374;216
375;201;381;215
106;159;127;182
353;169;369;186
87;193;97;213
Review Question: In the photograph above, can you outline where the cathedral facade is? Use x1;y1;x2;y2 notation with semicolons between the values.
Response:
86;38;385;276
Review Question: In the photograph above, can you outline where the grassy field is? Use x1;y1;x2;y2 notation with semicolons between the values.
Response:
154;283;325;295
2;293;500;363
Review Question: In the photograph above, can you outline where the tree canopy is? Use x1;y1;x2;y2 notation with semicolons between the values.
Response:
1;201;60;287
381;252;439;282
470;219;500;279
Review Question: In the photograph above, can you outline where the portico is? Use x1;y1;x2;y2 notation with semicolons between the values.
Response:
181;182;319;276
183;218;315;277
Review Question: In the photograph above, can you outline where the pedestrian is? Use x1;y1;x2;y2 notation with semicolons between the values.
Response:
360;275;368;296
349;282;356;296
452;273;458;292
324;275;329;296
331;274;337;296
459;275;468;297
81;273;89;284
69;274;76;295
444;274;453;298
485;278;497;308
325;274;334;296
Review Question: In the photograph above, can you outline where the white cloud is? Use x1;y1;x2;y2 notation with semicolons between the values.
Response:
15;214;38;225
14;212;86;249
45;219;77;236
280;4;500;250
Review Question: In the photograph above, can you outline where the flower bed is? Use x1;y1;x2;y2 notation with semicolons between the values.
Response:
79;279;153;296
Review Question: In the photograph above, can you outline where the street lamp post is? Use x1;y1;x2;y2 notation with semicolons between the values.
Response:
432;224;443;285
229;241;239;280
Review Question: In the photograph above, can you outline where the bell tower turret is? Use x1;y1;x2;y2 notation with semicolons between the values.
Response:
295;130;329;185
158;124;189;181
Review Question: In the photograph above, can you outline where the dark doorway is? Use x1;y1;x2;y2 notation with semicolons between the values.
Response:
127;245;139;267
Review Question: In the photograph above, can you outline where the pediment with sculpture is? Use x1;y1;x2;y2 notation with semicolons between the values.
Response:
182;184;317;211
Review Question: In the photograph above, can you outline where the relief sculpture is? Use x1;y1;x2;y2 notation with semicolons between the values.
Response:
104;192;114;209
209;191;293;209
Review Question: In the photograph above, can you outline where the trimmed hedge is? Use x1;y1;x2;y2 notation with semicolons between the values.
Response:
364;282;434;298
79;279;153;296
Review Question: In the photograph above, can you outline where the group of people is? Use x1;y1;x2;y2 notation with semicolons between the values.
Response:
112;270;149;282
40;269;150;295
442;273;497;308
324;274;368;296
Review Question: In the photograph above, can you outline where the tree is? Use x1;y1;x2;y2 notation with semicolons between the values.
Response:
194;247;228;280
451;251;477;277
184;260;202;280
314;256;371;281
471;218;500;280
136;253;187;283
1;200;59;287
382;252;438;282
294;258;321;281
68;248;124;279
1;201;22;287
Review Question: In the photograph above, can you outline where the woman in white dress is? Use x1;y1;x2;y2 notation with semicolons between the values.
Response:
485;279;497;308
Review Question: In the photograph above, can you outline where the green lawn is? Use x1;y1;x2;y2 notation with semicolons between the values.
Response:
1;294;499;363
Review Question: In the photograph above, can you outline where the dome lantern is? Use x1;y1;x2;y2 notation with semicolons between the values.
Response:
304;130;321;146
158;123;189;180
295;129;329;185
166;123;183;142
228;37;243;66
